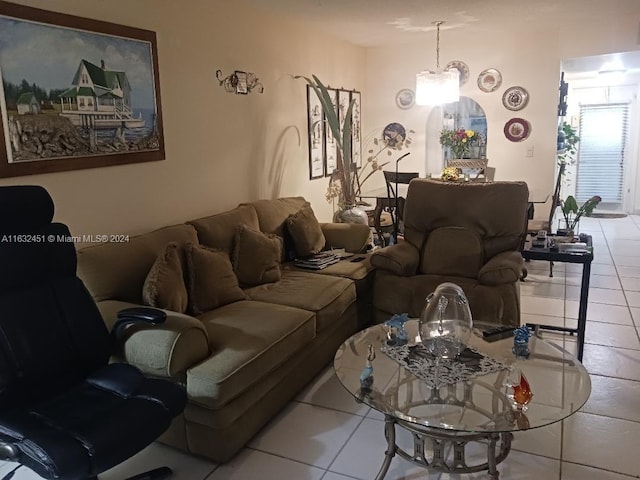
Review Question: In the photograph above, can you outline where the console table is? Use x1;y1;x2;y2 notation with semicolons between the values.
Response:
521;235;593;361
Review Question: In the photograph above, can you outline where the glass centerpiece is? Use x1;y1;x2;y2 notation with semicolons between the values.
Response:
419;282;473;359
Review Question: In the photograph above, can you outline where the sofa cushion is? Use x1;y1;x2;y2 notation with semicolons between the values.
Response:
142;242;188;313
245;270;355;332
244;197;308;236
187;300;315;409
421;226;483;278
232;225;282;287
185;243;246;315
286;203;325;258
78;224;198;303
188;205;260;252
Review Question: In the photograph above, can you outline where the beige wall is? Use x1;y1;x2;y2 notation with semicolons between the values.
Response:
363;18;640;219
1;0;364;240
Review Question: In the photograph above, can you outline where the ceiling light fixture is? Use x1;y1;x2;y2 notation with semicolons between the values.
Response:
415;21;459;106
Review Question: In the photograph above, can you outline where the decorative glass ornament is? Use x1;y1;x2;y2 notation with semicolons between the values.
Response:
419;282;473;359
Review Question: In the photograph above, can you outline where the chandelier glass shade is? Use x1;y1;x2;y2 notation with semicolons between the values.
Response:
415;21;460;106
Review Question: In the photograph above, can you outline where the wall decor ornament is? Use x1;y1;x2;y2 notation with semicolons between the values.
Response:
477;68;502;93
0;0;165;177
395;89;415;109
306;85;325;179
215;69;264;95
502;86;530;111
503;117;531;142
445;60;470;87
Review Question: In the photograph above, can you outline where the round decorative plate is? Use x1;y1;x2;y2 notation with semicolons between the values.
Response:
395;88;415;109
502;86;529;111
382;123;407;147
504;118;531;142
446;60;470;86
477;68;502;92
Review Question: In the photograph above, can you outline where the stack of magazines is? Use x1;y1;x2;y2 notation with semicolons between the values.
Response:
294;252;340;270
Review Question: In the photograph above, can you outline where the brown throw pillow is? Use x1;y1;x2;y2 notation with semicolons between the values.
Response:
286;202;325;258
185;243;246;315
232;224;282;287
142;242;188;313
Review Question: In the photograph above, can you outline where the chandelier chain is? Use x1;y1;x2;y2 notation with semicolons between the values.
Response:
434;20;444;70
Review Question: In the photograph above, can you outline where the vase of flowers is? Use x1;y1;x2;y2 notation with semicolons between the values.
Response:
439;128;480;159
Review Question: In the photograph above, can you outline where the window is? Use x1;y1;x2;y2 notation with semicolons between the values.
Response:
576;103;629;205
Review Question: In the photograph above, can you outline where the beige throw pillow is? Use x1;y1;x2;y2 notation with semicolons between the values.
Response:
185;243;246;315
232;224;282;287
286;202;325;258
142;242;188;313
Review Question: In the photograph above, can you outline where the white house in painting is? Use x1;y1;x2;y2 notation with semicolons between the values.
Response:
58;59;144;128
16;92;40;115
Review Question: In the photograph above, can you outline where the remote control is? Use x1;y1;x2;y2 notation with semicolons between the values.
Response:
482;326;515;342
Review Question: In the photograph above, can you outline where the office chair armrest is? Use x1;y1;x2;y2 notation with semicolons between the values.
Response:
98;301;210;380
320;222;371;253
478;251;525;286
371;242;420;276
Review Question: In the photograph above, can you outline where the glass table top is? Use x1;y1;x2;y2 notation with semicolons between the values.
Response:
334;320;591;434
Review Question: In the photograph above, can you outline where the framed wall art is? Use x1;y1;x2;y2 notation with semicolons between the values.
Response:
324;87;338;177
306;85;324;179
0;1;165;178
350;90;361;167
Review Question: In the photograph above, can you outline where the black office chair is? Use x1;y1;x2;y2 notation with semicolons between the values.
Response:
383;170;419;243
0;185;186;480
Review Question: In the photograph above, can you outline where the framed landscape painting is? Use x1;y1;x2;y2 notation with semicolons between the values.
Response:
0;1;164;177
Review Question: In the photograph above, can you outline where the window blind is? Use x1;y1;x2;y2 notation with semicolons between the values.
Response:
576;103;628;204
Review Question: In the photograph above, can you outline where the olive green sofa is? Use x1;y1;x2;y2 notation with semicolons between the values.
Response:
77;197;374;463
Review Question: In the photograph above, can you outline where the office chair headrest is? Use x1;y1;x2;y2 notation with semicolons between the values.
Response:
0;185;55;233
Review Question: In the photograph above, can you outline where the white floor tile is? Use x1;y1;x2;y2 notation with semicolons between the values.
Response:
582;374;640;422
206;449;325;480
581;343;640;381
584;321;640;350
520;281;566;299
521;296;566;317
296;366;370;416
564;301;632;324
566;285;627;306
510;421;562;459
624;290;640;308
561;462;636;480
620;275;640;291
616;265;640;278
248;401;363;469
563;412;640;477
322;473;361;480
439;450;560;479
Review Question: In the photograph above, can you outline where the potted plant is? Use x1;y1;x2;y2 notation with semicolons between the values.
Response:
559;195;602;236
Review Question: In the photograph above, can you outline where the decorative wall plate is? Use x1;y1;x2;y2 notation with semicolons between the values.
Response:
395;88;415;109
504;118;531;142
502;86;529;111
477;68;502;92
445;60;469;86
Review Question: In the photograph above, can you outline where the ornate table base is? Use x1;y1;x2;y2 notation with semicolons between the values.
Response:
376;415;513;480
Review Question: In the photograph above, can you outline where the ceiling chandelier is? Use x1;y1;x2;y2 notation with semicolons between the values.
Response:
415;21;460;106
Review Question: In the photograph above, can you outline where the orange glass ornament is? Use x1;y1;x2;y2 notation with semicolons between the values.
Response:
512;373;533;407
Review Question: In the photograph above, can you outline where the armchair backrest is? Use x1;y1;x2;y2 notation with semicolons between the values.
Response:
403;179;529;276
0;186;110;409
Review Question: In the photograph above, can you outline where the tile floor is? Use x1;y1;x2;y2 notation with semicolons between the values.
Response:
3;216;640;479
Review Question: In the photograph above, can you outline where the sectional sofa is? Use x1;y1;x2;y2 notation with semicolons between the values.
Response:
77;196;374;463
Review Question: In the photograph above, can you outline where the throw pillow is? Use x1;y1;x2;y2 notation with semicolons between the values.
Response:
142;242;188;313
286;202;325;258
232;224;282;287
185;243;246;315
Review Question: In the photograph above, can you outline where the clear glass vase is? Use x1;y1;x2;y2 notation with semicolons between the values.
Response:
419;282;473;359
334;204;369;225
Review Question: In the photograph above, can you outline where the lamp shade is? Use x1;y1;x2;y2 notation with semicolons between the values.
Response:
415;68;460;106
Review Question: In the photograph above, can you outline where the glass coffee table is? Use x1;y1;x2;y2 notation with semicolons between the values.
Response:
333;320;591;479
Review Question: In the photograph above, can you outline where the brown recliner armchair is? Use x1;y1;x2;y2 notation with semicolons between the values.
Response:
371;179;529;326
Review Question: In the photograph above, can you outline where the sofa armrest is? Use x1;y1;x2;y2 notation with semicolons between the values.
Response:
97;300;210;380
320;222;371;253
478;251;525;286
371;242;420;276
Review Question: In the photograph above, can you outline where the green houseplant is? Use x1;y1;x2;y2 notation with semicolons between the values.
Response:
560;195;602;234
298;75;357;207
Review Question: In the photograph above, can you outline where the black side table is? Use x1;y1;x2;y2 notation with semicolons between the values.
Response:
521;235;593;361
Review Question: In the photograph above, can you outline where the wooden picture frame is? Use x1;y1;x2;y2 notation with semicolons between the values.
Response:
306;85;324;179
0;1;165;178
